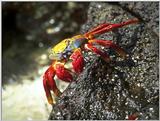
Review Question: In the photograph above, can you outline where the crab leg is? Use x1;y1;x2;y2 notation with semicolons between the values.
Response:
89;39;127;59
85;18;139;38
43;66;62;105
85;23;111;37
70;48;84;73
84;43;111;62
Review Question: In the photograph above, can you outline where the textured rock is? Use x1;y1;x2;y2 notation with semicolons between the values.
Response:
49;2;159;120
119;2;159;35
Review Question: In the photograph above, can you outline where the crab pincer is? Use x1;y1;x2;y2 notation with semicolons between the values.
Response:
43;66;62;105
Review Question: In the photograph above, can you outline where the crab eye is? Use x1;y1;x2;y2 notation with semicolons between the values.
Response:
63;54;67;58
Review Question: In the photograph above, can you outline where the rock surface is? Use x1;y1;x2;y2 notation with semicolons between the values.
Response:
119;2;159;35
49;2;159;120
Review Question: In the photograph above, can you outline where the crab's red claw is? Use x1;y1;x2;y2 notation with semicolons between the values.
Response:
43;76;53;105
43;66;62;105
70;48;84;74
55;63;73;82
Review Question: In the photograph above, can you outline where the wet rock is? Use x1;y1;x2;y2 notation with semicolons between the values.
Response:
49;2;159;120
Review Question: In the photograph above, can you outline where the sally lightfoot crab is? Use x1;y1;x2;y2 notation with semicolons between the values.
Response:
43;18;139;105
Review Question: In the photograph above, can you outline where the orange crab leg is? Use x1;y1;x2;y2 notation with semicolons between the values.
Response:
85;18;139;38
43;66;62;105
89;39;127;59
70;48;84;74
84;43;111;62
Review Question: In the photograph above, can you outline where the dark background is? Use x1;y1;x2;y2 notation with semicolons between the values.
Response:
2;2;89;120
2;2;89;85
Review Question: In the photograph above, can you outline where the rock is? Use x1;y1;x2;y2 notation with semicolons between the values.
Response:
49;2;159;120
119;2;159;35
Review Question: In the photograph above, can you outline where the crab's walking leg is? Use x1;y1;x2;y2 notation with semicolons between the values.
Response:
84;43;111;62
85;18;139;38
43;66;62;105
89;39;127;59
70;48;84;73
85;23;111;37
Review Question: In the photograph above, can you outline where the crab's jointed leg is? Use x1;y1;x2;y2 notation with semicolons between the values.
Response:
89;39;127;59
84;43;111;62
85;18;139;38
84;23;111;37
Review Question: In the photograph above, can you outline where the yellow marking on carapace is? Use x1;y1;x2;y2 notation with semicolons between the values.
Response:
51;35;85;54
52;39;69;54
